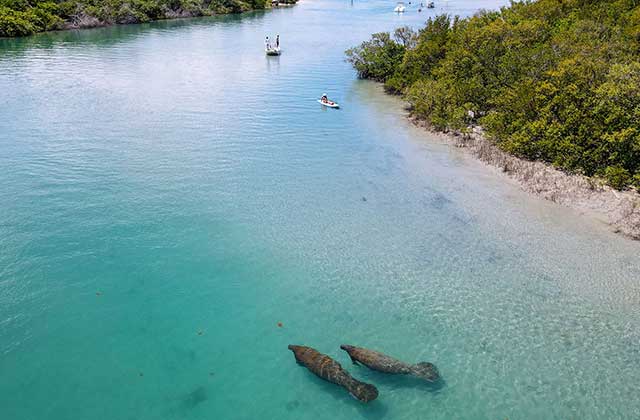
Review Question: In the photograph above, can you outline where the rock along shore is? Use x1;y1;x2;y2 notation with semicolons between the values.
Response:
409;117;640;240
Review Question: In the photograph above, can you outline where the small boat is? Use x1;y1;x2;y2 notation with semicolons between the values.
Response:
265;34;281;56
427;1;434;8
394;2;406;12
318;98;340;108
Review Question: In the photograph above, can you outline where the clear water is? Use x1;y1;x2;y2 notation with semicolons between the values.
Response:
1;1;640;419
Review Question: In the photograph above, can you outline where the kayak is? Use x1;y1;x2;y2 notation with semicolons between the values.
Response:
318;99;340;108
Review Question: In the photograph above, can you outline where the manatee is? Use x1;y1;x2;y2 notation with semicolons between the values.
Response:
288;345;378;402
340;344;440;382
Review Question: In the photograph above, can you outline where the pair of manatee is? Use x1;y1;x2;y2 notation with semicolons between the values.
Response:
288;344;439;403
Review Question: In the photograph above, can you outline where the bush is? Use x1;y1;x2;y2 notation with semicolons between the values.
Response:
345;32;405;82
605;166;632;190
0;6;36;36
346;0;640;189
24;3;64;31
0;0;282;37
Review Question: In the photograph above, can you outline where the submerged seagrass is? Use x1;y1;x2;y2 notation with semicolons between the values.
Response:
288;345;378;402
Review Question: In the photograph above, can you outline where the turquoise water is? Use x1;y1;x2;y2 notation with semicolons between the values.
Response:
2;1;640;419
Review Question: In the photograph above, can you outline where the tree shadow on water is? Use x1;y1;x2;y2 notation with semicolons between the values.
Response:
0;10;268;57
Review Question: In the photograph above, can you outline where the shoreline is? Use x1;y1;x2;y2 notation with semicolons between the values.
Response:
59;2;297;32
409;116;640;240
1;1;298;38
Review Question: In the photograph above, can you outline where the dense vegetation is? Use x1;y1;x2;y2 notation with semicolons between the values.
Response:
346;0;640;190
0;0;277;37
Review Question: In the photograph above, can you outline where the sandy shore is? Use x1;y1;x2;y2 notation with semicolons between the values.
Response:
410;117;640;240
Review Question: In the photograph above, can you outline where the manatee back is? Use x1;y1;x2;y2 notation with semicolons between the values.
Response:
290;344;379;403
351;346;410;374
289;345;351;384
288;345;322;367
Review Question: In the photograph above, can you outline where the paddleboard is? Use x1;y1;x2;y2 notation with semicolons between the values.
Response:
318;100;340;108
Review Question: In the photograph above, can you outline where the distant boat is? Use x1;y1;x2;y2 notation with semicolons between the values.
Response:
265;35;281;56
394;2;406;13
427;1;434;8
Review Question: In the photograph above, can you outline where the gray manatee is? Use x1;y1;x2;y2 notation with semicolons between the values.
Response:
340;344;440;382
288;345;378;402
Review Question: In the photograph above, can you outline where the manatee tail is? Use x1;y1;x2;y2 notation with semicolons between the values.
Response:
410;362;440;382
346;378;378;403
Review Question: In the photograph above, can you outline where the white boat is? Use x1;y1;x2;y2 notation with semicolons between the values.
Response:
394;2;406;12
318;99;340;108
265;47;281;56
265;35;281;56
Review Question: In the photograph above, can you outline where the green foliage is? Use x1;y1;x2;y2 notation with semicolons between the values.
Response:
345;32;406;83
0;0;280;37
209;0;254;14
386;15;453;93
605;165;632;190
0;6;36;36
0;2;62;36
346;0;640;190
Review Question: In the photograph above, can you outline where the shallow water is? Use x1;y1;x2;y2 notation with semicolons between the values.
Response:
1;1;640;419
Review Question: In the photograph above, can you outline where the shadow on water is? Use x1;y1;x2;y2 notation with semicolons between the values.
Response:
266;54;281;73
300;373;390;419
296;367;445;418
181;385;208;410
426;190;454;211
341;360;447;394
162;384;210;419
0;10;268;58
362;370;447;394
